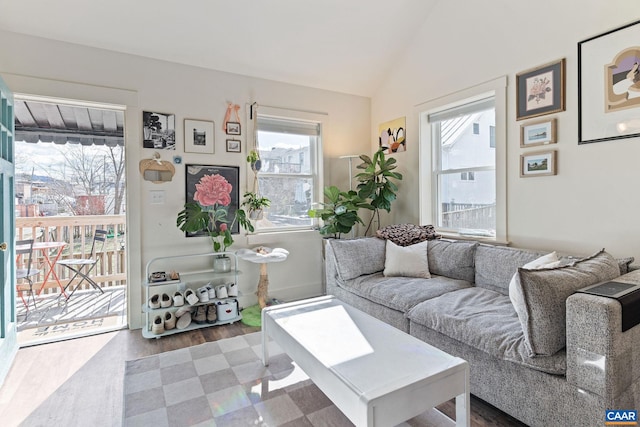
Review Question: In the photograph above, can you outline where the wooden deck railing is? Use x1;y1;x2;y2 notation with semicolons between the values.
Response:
16;215;127;296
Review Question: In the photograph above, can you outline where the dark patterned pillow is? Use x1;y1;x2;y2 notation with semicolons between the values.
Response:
376;224;441;247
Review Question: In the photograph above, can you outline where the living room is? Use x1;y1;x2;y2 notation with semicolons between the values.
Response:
0;1;639;426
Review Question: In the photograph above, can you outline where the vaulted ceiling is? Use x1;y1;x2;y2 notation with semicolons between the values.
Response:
0;0;438;97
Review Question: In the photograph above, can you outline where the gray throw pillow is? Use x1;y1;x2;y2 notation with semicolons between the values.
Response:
427;239;478;282
513;249;620;356
329;237;386;281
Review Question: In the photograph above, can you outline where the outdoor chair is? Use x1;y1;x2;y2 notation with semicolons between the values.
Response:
16;238;40;313
57;229;108;300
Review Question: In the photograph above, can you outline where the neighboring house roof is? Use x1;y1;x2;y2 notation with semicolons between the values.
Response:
441;113;481;149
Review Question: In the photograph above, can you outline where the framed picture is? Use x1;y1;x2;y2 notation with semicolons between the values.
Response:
184;119;214;154
516;59;566;121
520;118;557;147
226;139;241;153
143;111;175;149
225;121;241;135
520;150;557;178
378;116;406;154
185;164;241;236
578;19;640;144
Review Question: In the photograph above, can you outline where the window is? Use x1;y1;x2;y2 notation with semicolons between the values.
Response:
253;109;323;231
473;123;480;134
430;96;495;236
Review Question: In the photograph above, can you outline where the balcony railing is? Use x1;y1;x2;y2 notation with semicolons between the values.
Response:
15;215;127;296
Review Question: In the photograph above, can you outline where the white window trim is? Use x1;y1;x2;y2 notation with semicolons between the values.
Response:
416;76;507;243
245;104;326;236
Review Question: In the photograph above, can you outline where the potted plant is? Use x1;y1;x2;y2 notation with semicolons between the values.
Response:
308;186;371;238
355;148;403;235
176;173;253;272
246;149;262;173
242;192;271;220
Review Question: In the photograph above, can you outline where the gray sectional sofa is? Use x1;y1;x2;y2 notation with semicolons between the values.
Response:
324;236;640;427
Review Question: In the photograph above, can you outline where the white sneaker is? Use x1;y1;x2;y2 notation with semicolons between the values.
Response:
176;312;192;329
184;289;199;305
152;315;164;335
173;291;184;307
160;293;172;308
216;285;228;299
197;287;210;303
205;283;216;299
175;306;191;318
227;283;238;297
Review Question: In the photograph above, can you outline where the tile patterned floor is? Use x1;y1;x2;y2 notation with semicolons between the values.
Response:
123;333;451;427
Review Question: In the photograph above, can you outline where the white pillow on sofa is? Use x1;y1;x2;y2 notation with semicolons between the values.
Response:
509;252;560;316
383;240;431;278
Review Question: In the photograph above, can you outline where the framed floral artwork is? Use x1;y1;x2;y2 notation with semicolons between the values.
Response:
516;59;566;120
185;164;240;236
578;19;640;144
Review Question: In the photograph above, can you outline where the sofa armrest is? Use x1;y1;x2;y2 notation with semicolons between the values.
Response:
566;292;640;401
324;240;340;294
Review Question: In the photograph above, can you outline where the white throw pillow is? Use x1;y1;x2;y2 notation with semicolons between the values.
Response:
383;240;431;278
509;252;560;314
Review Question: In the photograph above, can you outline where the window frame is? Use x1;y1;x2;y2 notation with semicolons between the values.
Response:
417;76;507;243
246;105;325;235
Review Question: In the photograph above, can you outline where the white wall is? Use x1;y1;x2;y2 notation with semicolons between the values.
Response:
0;31;371;328
372;0;640;262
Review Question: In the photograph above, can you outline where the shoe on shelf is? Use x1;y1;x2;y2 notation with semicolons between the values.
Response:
176;312;192;329
160;293;172;308
205;283;216;299
206;304;217;324
227;283;238;297
152;315;165;335
184;289;199;305
148;294;161;309
175;305;191;318
173;291;184;307
216;285;228;299
197;287;210;303
164;311;176;330
194;305;207;324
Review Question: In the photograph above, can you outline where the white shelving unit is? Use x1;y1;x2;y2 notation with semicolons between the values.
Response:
142;251;242;339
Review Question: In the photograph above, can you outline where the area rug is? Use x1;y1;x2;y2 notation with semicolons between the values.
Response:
123;332;451;427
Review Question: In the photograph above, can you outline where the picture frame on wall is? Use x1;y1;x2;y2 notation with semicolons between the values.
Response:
185;164;241;236
226;139;241;153
520;118;557;147
578;19;640;144
225;121;241;135
520;150;557;178
184;119;214;154
516;59;566;121
143;111;175;149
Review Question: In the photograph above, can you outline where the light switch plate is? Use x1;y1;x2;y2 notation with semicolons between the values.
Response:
150;190;165;204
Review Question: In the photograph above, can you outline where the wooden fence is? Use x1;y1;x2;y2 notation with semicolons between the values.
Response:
15;215;127;296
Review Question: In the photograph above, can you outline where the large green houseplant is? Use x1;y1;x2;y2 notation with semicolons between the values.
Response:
308;186;371;238
355;148;403;235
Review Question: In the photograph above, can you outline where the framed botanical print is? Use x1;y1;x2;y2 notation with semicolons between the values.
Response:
516;59;566;121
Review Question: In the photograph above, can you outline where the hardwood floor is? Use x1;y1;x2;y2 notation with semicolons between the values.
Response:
0;323;527;426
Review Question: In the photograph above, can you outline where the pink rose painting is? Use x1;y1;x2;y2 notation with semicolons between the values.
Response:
194;174;232;208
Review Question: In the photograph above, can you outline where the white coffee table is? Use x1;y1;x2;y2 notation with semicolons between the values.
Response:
261;295;470;427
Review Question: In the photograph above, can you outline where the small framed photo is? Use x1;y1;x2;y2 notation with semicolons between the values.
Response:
225;121;241;135
520;150;557;178
143;111;175;149
520;118;557;147
184;119;214;154
516;59;566;120
226;139;241;153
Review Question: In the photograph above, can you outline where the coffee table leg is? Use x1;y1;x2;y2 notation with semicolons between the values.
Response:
455;365;470;427
261;309;269;366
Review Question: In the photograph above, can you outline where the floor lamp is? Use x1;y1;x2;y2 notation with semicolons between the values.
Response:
339;155;360;238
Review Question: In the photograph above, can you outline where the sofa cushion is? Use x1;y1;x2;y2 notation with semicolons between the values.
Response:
328;237;385;281
474;244;547;295
513;249;620;356
384;240;430;278
427;239;478;283
337;272;472;313
407;287;566;375
509;252;561;318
